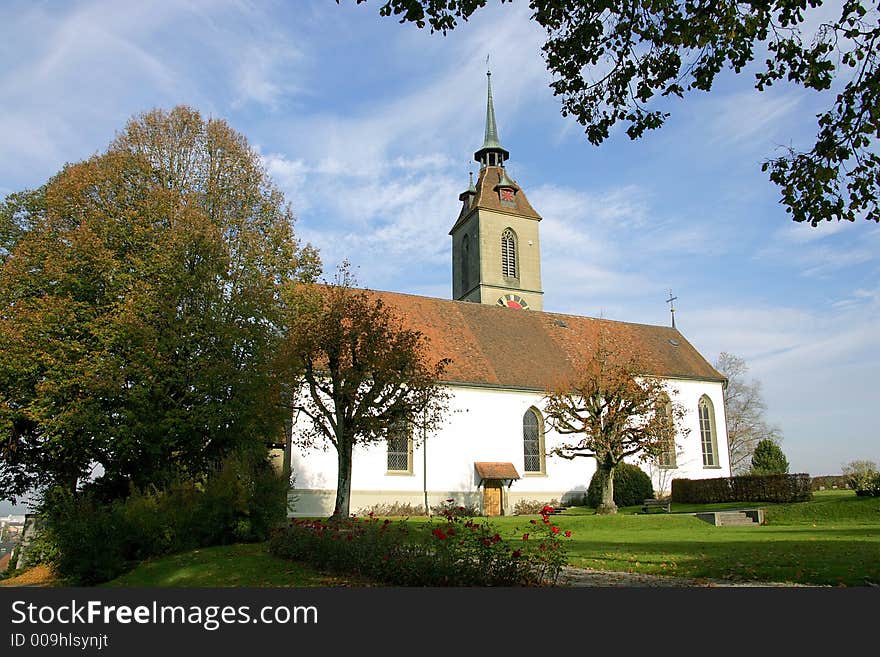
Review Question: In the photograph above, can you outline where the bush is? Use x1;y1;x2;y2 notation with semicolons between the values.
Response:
842;461;880;495
514;499;560;515
430;498;480;517
586;463;654;508
356;501;428;517
269;506;572;586
37;452;288;585
671;473;813;504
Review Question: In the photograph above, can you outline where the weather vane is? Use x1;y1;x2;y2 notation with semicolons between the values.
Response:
666;289;678;329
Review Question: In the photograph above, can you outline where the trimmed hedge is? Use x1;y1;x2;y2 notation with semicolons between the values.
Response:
810;475;850;491
672;473;813;504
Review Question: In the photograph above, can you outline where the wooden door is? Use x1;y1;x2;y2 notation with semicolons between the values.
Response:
483;481;502;517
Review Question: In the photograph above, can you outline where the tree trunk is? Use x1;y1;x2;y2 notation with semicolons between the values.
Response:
331;439;353;519
596;461;617;515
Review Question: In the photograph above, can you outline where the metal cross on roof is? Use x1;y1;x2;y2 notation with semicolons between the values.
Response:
666;289;678;329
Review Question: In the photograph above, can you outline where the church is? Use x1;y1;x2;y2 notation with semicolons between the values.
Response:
287;73;731;517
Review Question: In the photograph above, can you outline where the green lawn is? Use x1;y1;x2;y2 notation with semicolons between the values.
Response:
486;490;880;586
100;491;880;587
102;543;369;587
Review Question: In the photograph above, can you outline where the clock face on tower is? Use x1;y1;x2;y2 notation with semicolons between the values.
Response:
496;293;530;310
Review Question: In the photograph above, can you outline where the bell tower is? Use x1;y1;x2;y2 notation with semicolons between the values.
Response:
450;70;544;311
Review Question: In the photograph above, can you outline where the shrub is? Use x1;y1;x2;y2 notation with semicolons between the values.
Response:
842;460;880;495
671;473;813;504
586;463;654;508
269;506;571;586
356;501;428;517
514;499;560;515
430;498;480;517
37;452;288;584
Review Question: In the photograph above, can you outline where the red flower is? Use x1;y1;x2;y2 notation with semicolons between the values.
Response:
492;533;501;543
529;519;537;524
542;505;555;514
432;528;447;540
551;526;560;534
564;530;572;538
446;528;455;537
512;549;522;558
522;533;529;541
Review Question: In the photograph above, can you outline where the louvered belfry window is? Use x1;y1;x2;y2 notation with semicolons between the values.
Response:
461;234;470;292
501;229;517;278
387;421;410;472
523;409;541;472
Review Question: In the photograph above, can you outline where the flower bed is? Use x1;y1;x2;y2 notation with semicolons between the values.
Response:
269;504;571;586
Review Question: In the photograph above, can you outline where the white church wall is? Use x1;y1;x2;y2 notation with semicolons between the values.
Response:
289;376;730;516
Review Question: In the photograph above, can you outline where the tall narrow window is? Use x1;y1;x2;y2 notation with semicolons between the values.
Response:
461;234;470;292
698;396;718;467
501;228;517;278
523;408;544;473
657;400;677;468
387;420;411;473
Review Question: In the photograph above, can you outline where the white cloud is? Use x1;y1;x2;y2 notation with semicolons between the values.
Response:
707;90;803;149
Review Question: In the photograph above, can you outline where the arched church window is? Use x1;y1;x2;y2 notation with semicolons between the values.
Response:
523;408;544;474
501;229;517;279
698;396;719;468
461;234;470;292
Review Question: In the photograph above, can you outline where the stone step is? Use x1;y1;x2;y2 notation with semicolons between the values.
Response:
695;509;764;526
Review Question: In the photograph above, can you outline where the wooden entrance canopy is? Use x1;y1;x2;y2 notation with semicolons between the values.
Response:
475;462;521;488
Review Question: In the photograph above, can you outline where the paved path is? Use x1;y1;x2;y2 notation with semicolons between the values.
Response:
561;566;820;587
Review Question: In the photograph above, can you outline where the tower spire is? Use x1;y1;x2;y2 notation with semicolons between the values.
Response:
474;63;510;167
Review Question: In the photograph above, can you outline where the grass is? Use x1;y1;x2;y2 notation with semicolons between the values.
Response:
101;543;371;588
17;490;876;588
489;490;880;586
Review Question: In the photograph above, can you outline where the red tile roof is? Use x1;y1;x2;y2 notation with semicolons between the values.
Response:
370;289;724;390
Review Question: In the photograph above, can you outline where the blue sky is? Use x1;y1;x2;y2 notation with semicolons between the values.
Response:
1;0;877;511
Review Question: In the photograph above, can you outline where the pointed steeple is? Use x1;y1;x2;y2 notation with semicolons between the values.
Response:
474;68;510;167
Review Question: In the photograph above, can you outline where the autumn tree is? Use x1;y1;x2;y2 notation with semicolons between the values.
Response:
714;352;783;475
350;0;880;226
0;106;320;502
544;339;686;514
286;266;449;518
